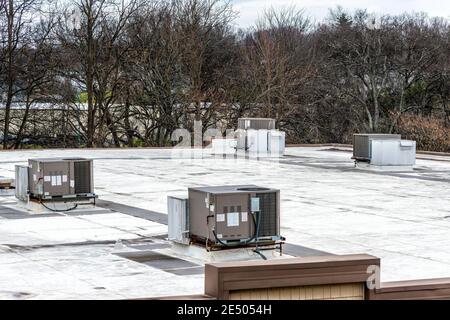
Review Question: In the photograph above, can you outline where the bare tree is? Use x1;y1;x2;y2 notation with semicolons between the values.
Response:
243;7;312;126
55;0;139;147
175;0;237;131
0;0;42;148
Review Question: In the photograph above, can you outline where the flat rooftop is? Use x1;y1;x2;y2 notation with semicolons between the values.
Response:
0;146;449;299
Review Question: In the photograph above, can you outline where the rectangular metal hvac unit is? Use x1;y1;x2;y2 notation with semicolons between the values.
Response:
188;185;281;247
353;134;402;161
28;158;95;200
353;134;416;167
167;195;190;245
369;139;416;166
238;118;276;130
15;165;29;201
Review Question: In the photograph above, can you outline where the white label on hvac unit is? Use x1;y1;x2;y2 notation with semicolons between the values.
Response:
227;212;240;227
33;174;37;182
44;192;49;196
56;176;62;186
216;234;223;239
70;180;75;188
209;205;215;212
241;212;248;222
216;214;225;222
51;176;57;186
251;197;260;212
44;176;51;182
62;175;68;183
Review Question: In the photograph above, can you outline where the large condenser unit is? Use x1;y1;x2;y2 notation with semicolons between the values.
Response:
27;158;95;201
187;185;282;248
353;134;416;167
235;117;285;155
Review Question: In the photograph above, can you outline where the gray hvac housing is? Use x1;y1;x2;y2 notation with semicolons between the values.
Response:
188;185;281;246
27;158;95;200
353;134;402;161
353;134;416;167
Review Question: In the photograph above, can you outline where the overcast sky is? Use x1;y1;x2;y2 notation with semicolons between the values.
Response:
230;0;450;28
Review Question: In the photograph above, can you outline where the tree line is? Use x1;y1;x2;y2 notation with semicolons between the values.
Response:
1;0;449;151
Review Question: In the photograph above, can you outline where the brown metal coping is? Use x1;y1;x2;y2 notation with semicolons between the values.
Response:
205;254;380;300
367;278;450;300
132;254;450;300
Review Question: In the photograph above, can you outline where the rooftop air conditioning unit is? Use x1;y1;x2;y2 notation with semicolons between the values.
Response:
353;134;416;167
238;118;276;131
27;158;95;201
187;185;282;248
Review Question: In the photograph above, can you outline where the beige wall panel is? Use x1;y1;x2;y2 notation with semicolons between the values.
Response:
230;283;364;300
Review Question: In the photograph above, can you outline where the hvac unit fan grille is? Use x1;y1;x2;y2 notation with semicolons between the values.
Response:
257;192;277;237
74;161;91;194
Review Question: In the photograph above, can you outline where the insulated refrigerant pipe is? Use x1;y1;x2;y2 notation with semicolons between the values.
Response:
211;210;267;261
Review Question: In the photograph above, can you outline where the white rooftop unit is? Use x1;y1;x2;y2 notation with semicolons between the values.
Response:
353;134;416;169
235;120;286;156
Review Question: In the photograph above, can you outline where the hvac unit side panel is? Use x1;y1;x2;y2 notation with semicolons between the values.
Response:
215;194;252;241
353;135;370;159
28;160;41;196
168;196;189;245
268;130;286;155
42;162;71;196
370;140;416;166
188;189;212;240
257;130;269;154
15;166;29;201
